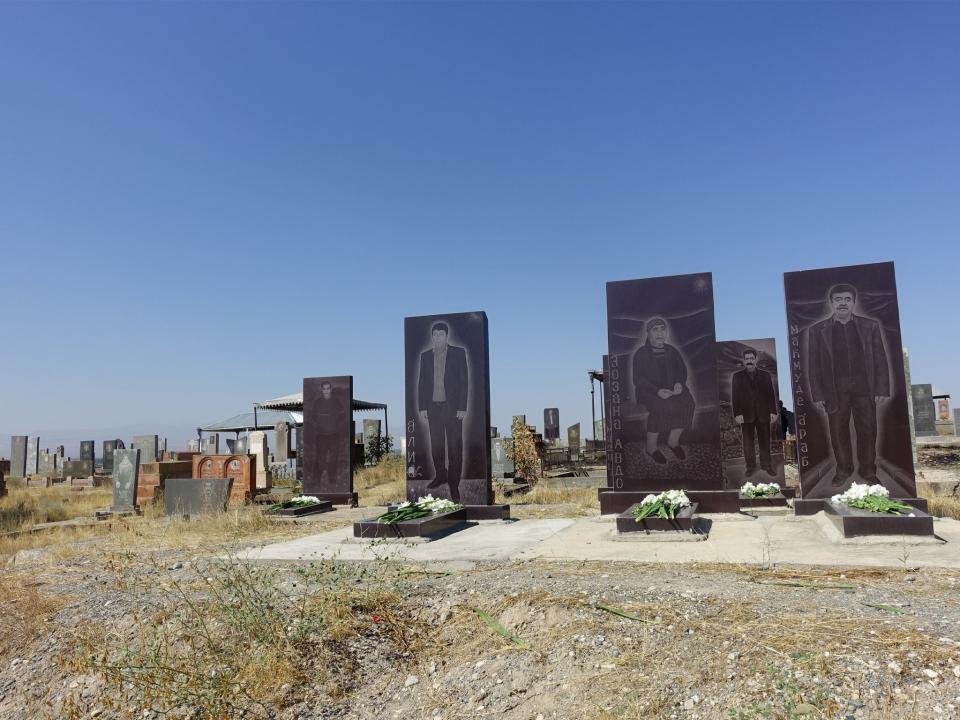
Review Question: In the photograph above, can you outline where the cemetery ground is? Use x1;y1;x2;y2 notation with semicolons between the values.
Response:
1;456;960;719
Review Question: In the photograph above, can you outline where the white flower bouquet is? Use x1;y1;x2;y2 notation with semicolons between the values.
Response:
741;482;781;498
632;489;691;521
377;494;463;524
269;495;324;512
830;483;912;515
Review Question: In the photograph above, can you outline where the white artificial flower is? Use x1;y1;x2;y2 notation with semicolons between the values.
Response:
641;494;659;506
742;482;757;494
291;495;321;504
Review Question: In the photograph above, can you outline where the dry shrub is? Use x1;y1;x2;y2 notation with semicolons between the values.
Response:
0;571;64;661
70;556;421;719
356;455;405;507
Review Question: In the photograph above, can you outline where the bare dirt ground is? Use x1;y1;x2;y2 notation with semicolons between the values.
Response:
2;455;960;720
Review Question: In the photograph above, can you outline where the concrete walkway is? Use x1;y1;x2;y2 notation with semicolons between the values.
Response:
239;512;960;570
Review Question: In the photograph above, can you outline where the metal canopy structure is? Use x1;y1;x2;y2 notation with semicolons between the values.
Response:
201;410;303;433
254;391;389;441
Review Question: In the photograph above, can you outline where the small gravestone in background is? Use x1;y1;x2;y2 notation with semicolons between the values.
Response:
133;435;159;464
491;437;514;477
159;437;168;458
568;423;581;451
362;419;381;447
203;433;220;455
111;449;140;513
543;408;560;442
164;478;233;518
187;440;200;452
248;431;269;489
274;423;291;462
39;450;54;475
80;441;95;465
953;409;960;436
26;437;40;476
935;397;953;436
10;436;27;479
234;436;248;454
594;419;604;442
64;459;94;478
103;440;118;473
490;426;498;438
512;415;526;428
911;385;937;437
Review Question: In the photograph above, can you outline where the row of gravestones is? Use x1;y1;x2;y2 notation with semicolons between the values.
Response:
292;260;930;520
6;434;169;479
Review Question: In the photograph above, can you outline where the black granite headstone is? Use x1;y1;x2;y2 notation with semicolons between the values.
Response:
405;311;492;505
164;478;233;517
606;272;723;492
362;419;381;446
567;423;581;450
103;440;117;473
80;441;95;464
911;384;937;437
543;408;560;441
302;376;354;504
489;426;498;438
9;436;27;479
716;338;786;489
111;449;140;511
63;459;94;478
784;261;917;500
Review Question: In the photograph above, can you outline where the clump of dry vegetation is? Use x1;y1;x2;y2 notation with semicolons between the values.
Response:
0;484;110;533
355;454;405;506
0;572;64;662
68;556;422;719
926;496;960;521
495;479;599;517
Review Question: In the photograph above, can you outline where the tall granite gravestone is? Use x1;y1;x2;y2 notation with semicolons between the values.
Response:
9;436;27;479
784;261;919;512
133;435;159;464
954;409;960;437
362;419;381;447
303;376;355;505
404;311;494;508
274;424;290;462
39;450;54;476
164;478;233;518
111;449;140;512
602;354;612;486
103;440;118;473
491;436;515;477
203;433;219;455
602;272;727;513
248;431;270;489
159;437;168;457
716;339;786;489
25;437;39;476
911;385;937;437
568;423;581;451
225;438;236;454
543;409;560;442
80;441;95;465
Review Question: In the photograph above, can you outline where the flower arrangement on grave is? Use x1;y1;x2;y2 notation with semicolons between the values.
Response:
740;482;781;498
830;483;913;515
268;495;324;512
376;494;463;524
632;489;690;521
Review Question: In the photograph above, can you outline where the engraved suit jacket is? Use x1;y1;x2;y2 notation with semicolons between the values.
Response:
418;345;468;413
807;314;890;412
732;367;777;423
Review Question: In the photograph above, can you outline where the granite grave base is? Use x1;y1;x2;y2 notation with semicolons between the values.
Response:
615;503;699;534
795;497;929;516
319;491;359;507
824;501;935;538
269;500;334;517
353;508;469;539
464;504;511;521
600;490;738;514
738;493;789;509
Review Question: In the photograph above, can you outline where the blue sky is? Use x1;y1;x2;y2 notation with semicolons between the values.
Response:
1;2;958;450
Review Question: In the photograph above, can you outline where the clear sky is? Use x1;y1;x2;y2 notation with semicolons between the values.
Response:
1;2;958;451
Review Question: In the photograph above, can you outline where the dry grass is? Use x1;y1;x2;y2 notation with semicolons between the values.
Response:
926;496;960;521
0;571;65;662
0;484;111;533
356;455;405;507
495;479;599;517
68;556;423;719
